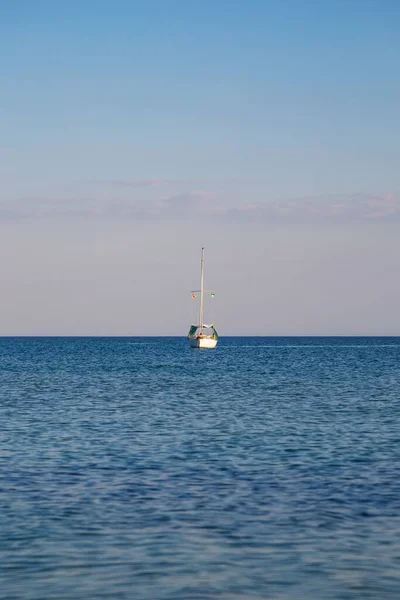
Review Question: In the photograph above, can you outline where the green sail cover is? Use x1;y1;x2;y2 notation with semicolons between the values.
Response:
188;325;198;337
188;325;219;339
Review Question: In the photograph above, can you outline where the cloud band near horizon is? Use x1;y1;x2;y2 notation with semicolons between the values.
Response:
1;191;399;223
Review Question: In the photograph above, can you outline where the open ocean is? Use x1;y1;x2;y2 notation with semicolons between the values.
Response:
1;336;400;600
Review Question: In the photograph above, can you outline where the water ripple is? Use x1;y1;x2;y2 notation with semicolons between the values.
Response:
1;337;400;599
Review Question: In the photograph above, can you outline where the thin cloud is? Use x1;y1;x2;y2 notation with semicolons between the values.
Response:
227;193;400;223
102;179;202;188
1;191;400;222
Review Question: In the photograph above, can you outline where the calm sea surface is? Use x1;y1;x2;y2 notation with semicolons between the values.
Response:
1;337;400;599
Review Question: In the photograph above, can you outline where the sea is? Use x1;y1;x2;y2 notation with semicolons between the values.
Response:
1;336;400;600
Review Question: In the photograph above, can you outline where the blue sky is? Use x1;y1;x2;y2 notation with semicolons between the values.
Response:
1;1;400;334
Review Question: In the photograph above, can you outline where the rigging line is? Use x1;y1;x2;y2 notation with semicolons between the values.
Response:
191;293;198;327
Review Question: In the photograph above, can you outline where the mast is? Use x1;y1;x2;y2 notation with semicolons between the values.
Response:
199;247;205;333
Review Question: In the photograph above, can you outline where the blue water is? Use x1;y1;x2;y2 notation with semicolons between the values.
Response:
1;337;400;599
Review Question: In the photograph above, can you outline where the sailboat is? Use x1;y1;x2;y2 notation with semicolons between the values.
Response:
188;247;218;349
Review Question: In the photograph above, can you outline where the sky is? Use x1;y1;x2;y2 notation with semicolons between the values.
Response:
1;0;400;335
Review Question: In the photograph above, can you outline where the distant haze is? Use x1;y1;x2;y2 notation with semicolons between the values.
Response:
1;1;399;335
0;217;399;336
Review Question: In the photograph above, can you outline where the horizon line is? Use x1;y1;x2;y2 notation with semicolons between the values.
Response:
0;335;400;339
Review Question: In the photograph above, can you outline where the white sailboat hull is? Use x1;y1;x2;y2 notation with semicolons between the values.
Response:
189;337;218;349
